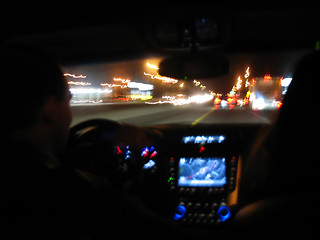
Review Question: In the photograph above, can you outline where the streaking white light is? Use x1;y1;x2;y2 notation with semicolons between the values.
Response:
252;97;266;110
70;88;112;94
281;78;292;87
68;81;91;86
127;82;154;91
173;98;190;106
145;94;213;105
221;100;228;108
189;94;213;104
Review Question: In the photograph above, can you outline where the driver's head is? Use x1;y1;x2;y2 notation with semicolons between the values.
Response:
0;43;72;154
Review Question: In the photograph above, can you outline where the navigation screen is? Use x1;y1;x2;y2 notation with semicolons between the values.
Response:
178;157;226;187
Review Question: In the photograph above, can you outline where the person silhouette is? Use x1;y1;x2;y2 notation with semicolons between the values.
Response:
235;50;320;236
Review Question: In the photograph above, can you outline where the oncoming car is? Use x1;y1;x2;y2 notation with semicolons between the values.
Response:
1;6;319;239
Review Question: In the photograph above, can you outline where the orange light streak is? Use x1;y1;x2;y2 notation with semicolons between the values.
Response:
244;67;250;78
144;72;178;84
64;73;87;79
236;76;242;90
101;83;128;88
264;74;272;82
113;77;131;84
146;62;159;70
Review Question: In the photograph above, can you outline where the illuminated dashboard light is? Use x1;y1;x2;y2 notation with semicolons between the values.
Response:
218;135;225;143
182;135;226;144
173;205;187;221
150;151;158;159
116;146;122;155
217;206;231;222
141;147;149;158
199;146;205;153
143;160;156;169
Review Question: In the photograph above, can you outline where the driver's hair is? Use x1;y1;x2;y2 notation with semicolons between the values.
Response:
0;43;67;134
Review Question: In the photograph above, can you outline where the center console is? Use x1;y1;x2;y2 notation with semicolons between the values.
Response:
167;134;238;227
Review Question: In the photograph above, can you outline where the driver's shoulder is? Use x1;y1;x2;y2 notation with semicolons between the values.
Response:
0;137;114;196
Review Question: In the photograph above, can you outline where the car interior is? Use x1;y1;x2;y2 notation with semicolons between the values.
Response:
2;5;320;238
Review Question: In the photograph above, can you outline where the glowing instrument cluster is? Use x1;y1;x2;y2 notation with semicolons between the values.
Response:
114;144;159;173
114;143;133;174
141;146;158;170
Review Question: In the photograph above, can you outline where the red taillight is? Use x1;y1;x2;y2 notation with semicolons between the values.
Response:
277;101;283;109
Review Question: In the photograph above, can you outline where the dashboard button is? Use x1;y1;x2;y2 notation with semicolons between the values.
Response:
217;206;231;222
173;205;187;221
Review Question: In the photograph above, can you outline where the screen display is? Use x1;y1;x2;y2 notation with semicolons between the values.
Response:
178;157;226;187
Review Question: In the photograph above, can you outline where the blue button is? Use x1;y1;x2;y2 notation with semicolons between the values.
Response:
173;205;187;220
217;206;231;222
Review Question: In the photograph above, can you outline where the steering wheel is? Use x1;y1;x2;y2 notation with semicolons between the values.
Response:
68;118;121;146
61;119;141;192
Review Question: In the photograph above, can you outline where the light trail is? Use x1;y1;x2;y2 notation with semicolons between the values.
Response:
64;73;87;79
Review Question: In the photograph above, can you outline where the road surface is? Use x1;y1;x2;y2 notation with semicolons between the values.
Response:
71;103;277;127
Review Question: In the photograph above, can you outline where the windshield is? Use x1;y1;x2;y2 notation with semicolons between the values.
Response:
2;6;316;128
63;54;295;127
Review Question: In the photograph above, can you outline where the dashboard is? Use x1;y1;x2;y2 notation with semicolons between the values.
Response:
152;125;244;227
167;136;236;226
64;121;263;229
111;123;263;228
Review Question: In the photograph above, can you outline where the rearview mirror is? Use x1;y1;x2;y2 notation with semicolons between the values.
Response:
158;54;229;80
